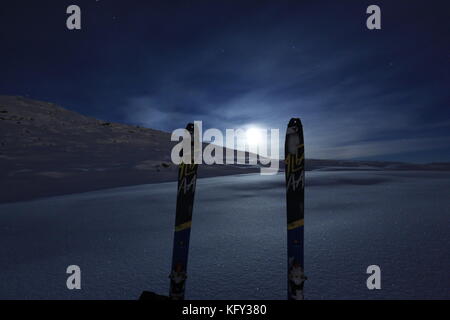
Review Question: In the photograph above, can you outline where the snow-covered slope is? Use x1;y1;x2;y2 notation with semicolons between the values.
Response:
0;171;448;299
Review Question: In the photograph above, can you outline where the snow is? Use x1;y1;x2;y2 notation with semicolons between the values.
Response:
0;170;449;299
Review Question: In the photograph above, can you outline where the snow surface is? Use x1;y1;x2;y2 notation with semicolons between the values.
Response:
0;170;449;300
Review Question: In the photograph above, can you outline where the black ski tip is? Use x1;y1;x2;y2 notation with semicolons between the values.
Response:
288;118;302;128
186;123;195;133
139;291;171;301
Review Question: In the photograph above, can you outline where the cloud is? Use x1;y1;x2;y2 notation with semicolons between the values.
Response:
121;8;449;162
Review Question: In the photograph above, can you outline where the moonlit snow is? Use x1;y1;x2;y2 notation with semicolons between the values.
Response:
0;171;449;299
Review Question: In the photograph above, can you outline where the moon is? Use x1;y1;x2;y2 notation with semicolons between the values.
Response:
246;127;264;147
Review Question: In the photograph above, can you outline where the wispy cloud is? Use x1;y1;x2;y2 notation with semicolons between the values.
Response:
120;4;450;162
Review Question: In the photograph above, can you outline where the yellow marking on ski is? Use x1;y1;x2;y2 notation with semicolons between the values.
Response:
175;221;192;232
286;153;304;174
179;163;197;180
179;163;185;179
287;219;304;230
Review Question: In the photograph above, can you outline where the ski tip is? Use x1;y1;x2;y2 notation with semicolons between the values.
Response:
288;118;302;128
186;123;195;133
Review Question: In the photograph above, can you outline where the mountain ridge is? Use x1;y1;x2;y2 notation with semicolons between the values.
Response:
1;95;449;203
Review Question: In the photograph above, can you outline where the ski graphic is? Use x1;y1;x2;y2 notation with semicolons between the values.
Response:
285;118;307;300
169;123;199;300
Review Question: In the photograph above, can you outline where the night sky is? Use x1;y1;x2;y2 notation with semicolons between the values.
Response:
1;0;449;162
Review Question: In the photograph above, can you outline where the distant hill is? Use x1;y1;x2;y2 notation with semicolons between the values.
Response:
0;95;173;164
1;95;449;203
304;158;450;171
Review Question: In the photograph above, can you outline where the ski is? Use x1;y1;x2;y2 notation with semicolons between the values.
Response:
285;118;307;300
169;123;199;300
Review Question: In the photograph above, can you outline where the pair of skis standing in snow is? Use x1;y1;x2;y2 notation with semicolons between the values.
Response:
169;119;306;300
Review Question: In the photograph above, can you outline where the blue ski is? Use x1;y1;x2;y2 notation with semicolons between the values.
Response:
285;118;307;300
169;123;198;300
